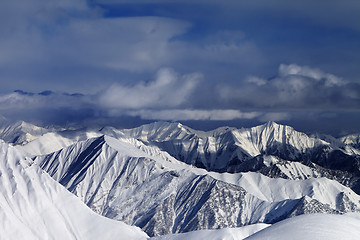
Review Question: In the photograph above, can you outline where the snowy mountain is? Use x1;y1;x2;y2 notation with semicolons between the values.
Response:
33;135;360;236
0;140;148;240
2;119;360;238
118;121;360;193
0;117;48;145
341;133;360;153
119;121;358;172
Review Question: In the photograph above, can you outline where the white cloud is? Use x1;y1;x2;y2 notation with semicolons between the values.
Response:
98;68;202;109
127;109;261;121
246;76;267;86
220;64;360;109
0;91;90;111
278;64;346;87
259;112;291;122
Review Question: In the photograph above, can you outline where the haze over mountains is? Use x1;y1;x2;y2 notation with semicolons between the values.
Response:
1;117;360;239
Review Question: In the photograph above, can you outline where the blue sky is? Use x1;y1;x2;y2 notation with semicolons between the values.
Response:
0;0;359;135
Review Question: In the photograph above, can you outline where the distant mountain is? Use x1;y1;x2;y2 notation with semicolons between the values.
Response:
0;117;48;145
119;121;358;172
118;121;360;193
341;133;360;152
0;140;148;240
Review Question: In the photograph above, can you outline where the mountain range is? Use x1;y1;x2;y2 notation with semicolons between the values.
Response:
1;117;360;239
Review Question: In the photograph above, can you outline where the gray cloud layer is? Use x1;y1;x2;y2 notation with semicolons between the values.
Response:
0;64;359;127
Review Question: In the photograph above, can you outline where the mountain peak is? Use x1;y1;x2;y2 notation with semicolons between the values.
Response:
262;121;284;129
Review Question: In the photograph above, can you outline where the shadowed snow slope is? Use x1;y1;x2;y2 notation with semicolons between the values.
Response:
245;213;360;240
0;140;148;240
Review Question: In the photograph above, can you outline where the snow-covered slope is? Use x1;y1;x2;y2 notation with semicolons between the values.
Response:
152;213;360;240
119;122;340;171
0;140;148;240
245;213;360;240
18;123;360;193
341;133;360;154
34;135;360;236
151;223;270;240
121;121;197;142
16;130;102;157
4;120;360;238
341;133;360;146
16;121;360;179
213;171;360;211
0;119;47;145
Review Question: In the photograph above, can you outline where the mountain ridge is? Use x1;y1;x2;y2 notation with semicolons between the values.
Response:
33;135;360;236
0;139;148;240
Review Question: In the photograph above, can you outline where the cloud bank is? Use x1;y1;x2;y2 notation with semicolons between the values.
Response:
1;64;359;131
219;64;360;110
0;63;359;135
127;109;261;121
99;68;202;109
